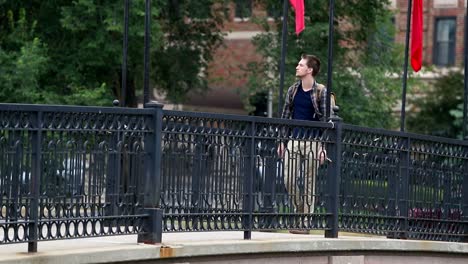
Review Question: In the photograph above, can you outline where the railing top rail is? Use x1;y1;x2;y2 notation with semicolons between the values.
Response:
0;103;155;115
163;110;335;129
343;123;468;146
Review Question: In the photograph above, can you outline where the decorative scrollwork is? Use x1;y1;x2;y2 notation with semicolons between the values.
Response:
0;107;153;244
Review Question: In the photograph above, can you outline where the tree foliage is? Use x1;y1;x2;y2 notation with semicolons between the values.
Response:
0;0;225;106
0;7;48;103
407;71;464;138
245;0;402;128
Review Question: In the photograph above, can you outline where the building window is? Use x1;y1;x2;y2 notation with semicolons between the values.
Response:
433;17;456;66
235;0;252;18
266;2;281;18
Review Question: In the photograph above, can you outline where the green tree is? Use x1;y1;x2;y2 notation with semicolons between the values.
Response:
407;71;463;138
244;0;402;128
0;8;48;103
0;0;225;106
153;0;226;103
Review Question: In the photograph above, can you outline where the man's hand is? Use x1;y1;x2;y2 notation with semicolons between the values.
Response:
277;142;286;158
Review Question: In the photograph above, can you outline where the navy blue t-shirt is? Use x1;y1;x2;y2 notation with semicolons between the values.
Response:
293;84;318;121
292;84;319;138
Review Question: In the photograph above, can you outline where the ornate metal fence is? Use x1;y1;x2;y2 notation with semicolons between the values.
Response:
1;103;467;252
159;111;468;242
159;111;337;238
340;125;468;241
0;103;162;252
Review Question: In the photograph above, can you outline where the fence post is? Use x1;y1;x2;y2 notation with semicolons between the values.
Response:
325;117;342;238
386;149;398;239
243;121;255;239
462;152;468;242
191;134;203;226
138;101;164;244
398;137;410;239
106;101;121;217
28;110;42;253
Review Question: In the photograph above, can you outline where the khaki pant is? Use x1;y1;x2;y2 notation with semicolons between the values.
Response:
283;140;319;214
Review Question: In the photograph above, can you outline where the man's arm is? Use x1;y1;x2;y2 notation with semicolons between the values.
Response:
317;86;330;164
281;88;292;119
319;86;328;121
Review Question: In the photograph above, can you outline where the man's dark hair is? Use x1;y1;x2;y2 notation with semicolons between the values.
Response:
301;54;321;77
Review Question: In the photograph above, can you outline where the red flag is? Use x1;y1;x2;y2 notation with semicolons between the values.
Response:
411;0;423;72
289;0;305;35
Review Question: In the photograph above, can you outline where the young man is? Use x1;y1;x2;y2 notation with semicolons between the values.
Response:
278;54;327;229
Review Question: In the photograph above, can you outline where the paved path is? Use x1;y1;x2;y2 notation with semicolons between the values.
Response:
0;232;467;264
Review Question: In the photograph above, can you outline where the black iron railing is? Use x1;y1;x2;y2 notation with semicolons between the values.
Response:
340;125;468;241
159;110;337;239
1;103;467;252
0;103;162;251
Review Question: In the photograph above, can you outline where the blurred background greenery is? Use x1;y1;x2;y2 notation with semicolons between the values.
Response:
0;0;464;138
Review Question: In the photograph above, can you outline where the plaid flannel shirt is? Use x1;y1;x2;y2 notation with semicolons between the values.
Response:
281;80;328;122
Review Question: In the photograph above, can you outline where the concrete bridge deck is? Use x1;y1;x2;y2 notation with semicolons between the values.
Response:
1;232;468;264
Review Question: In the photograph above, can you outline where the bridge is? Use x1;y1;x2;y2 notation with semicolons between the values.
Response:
0;102;467;262
1;231;468;264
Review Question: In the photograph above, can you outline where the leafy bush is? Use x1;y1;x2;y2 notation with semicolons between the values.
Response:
407;71;463;139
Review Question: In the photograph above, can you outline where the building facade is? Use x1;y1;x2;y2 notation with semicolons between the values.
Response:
393;0;467;67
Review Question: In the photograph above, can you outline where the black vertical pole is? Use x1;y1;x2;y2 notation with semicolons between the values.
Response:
401;0;413;132
324;117;342;238
243;121;255;239
326;0;335;119
278;0;289;117
121;0;130;107
462;157;468;242
191;134;203;226
28;111;42;253
143;0;151;106
138;101;164;243
463;4;468;139
398;137;410;239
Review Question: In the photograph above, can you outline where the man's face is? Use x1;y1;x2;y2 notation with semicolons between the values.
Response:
295;58;312;78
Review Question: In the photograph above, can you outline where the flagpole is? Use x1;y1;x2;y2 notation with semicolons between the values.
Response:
143;0;151;106
121;0;130;107
278;0;289;117
401;0;413;132
326;0;335;119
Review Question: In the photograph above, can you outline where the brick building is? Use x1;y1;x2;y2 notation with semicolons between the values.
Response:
179;1;270;114
394;0;467;67
177;0;468;114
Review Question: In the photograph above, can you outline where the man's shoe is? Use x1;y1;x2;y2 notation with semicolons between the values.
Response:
289;229;309;235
